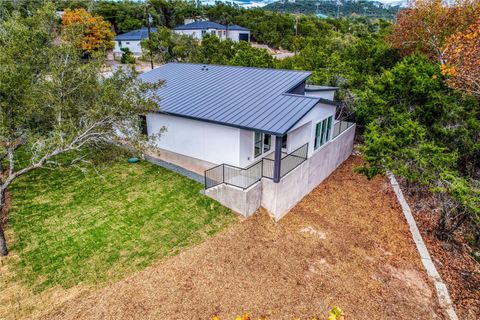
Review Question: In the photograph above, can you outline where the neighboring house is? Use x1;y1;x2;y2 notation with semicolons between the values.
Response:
113;27;157;57
173;20;250;42
139;63;355;220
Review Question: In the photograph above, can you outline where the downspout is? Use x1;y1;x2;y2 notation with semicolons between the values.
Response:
273;135;283;183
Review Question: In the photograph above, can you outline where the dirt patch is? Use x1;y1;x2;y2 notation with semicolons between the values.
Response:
42;156;442;320
402;188;480;320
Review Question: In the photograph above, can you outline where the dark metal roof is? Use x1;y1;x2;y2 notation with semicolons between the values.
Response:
139;63;321;136
226;24;250;31
174;21;249;31
115;27;157;41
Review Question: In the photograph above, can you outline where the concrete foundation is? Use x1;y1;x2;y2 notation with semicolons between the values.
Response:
205;181;262;217
146;147;217;175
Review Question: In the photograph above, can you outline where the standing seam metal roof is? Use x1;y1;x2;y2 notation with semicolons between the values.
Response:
139;63;321;136
174;21;249;31
114;27;157;41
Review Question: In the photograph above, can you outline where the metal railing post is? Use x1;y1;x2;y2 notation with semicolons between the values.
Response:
273;135;283;183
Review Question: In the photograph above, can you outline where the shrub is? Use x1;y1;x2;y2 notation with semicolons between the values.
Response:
120;47;135;64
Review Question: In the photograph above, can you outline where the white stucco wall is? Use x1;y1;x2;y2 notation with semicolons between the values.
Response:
305;90;336;101
147;113;244;167
174;29;204;40
226;30;250;42
287;102;336;156
173;29;250;42
113;40;143;56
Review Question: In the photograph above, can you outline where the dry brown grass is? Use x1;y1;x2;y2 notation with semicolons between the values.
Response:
42;156;443;320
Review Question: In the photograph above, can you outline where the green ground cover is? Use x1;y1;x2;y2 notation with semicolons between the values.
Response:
4;149;236;293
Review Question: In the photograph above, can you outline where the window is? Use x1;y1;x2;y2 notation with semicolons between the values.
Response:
314;116;333;150
126;42;130;45
254;132;262;158
118;41;122;47
254;131;272;158
202;30;206;36
263;134;271;153
282;135;287;149
139;115;148;136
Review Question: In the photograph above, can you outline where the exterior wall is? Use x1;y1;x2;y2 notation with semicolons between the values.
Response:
205;181;262;217
261;124;355;220
113;40;143;56
147;113;242;167
173;29;250;42
238;129;276;167
305;90;336;101
226;30;250;42
287;122;311;152
174;29;203;40
287;102;336;155
202;124;355;219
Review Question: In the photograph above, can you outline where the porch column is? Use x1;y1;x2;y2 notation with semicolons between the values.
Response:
273;135;283;183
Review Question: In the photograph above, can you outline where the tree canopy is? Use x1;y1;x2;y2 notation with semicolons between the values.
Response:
61;8;115;54
0;3;162;255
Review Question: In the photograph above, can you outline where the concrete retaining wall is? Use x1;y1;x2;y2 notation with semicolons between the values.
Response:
262;125;355;220
205;181;262;217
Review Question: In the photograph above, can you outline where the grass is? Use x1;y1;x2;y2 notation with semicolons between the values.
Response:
3;148;237;293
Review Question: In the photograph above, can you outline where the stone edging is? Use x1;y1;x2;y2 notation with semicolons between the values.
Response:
388;173;459;320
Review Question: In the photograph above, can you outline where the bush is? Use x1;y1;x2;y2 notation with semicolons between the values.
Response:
120;47;135;64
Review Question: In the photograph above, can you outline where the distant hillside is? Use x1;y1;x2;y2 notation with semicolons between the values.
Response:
263;0;403;20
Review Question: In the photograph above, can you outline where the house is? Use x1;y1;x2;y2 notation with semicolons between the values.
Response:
139;63;355;220
173;20;250;42
113;27;157;57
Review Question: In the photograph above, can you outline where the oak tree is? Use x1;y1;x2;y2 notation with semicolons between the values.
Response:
0;4;161;256
389;0;480;63
441;19;480;97
61;7;115;54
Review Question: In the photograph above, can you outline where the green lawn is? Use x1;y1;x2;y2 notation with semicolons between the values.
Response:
5;150;236;293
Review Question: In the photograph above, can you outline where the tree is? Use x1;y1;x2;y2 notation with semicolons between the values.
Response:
92;0;145;34
61;7;115;54
441;19;480;97
0;4;162;256
141;26;175;63
389;0;480;63
229;41;274;68
356;55;480;240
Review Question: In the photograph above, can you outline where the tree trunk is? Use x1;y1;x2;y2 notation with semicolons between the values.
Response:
0;226;7;256
0;188;8;256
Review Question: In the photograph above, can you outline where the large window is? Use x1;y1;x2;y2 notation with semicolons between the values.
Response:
254;131;271;158
314;116;333;150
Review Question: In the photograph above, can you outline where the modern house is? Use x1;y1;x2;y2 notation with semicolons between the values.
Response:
173;20;250;42
139;63;355;220
113;27;157;57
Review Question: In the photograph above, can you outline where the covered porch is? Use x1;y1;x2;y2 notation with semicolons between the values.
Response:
204;120;355;190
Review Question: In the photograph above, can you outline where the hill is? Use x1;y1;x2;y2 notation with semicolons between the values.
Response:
263;0;403;20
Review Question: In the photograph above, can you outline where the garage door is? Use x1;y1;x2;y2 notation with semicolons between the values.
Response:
239;33;249;42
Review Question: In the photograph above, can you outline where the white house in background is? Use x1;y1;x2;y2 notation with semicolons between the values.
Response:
113;27;157;57
173;20;250;42
139;63;355;220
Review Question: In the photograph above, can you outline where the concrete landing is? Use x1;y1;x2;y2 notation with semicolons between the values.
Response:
145;155;204;184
